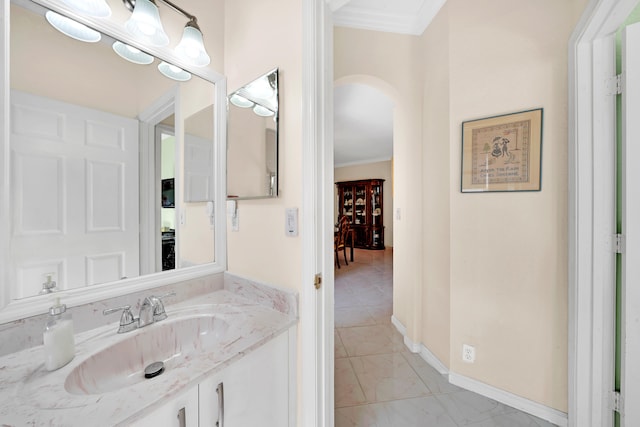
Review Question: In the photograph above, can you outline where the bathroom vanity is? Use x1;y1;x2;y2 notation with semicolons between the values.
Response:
0;276;297;426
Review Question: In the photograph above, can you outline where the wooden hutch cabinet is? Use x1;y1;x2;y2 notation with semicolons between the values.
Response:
336;179;384;250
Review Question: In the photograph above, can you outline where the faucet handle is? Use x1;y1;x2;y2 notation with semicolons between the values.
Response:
150;291;176;322
103;305;137;333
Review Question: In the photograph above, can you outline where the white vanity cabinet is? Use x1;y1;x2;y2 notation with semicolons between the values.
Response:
131;385;199;427
199;331;290;427
132;329;292;427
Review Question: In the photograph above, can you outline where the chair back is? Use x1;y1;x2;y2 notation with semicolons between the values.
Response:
337;216;350;247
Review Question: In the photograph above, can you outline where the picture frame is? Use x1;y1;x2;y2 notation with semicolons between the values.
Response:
461;108;543;193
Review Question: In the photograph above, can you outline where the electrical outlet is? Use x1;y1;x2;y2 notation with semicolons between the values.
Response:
462;344;476;363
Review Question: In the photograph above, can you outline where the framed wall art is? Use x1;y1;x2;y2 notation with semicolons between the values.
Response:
461;108;543;193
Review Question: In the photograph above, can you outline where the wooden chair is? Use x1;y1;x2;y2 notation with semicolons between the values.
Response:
335;216;350;269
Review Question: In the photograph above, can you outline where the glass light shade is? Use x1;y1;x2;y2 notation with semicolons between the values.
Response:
229;94;254;108
45;11;101;43
246;77;274;100
125;0;169;47
175;25;210;67
253;104;274;117
158;61;191;82
112;41;154;65
61;0;111;18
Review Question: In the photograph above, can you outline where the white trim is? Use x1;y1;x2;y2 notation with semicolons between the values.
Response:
138;89;178;276
449;373;568;427
332;0;447;36
392;315;449;375
419;344;448;375
391;314;407;335
302;0;333;426
0;0;10;312
568;1;639;426
334;156;393;168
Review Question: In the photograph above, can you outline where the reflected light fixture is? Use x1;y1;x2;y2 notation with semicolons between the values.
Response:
246;77;275;100
175;18;210;67
253;105;275;117
229;94;254;108
45;11;101;43
112;41;154;65
61;0;112;18
124;0;169;47
158;61;191;81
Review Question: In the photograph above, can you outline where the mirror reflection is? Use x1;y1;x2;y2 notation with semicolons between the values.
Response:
227;69;279;199
9;0;216;299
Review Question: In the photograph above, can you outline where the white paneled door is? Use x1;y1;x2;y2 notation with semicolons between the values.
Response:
621;20;640;427
10;91;139;297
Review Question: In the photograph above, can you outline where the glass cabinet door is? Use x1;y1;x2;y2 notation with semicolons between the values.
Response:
354;184;367;225
342;187;353;219
371;183;382;226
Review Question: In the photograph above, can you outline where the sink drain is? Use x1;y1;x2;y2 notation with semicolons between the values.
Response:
144;361;165;379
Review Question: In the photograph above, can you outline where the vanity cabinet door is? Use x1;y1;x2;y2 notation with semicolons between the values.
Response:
199;331;290;427
131;385;199;427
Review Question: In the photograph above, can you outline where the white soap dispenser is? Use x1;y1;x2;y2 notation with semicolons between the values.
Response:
43;298;75;371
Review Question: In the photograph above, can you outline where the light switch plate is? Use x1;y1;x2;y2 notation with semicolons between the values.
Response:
285;208;298;236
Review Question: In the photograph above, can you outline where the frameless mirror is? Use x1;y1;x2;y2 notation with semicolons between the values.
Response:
8;0;217;301
227;69;279;199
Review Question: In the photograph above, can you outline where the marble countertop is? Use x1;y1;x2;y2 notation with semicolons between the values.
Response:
0;290;297;426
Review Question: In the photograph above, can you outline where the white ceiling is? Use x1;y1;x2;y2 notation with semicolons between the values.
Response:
334;84;393;167
330;0;447;36
331;0;446;167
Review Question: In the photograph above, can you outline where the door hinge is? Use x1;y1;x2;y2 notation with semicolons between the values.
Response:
611;391;624;413
314;273;322;290
614;234;625;254
607;74;623;95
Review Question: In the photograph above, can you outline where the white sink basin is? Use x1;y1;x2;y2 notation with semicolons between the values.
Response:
64;314;233;395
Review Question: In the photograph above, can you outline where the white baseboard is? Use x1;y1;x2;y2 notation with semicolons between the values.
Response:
391;315;406;335
449;373;568;427
390;315;566;426
391;315;448;374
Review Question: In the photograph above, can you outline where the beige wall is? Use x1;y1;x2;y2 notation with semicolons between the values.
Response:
334;161;394;247
223;0;302;422
420;4;451;370
224;0;302;290
445;0;584;411
336;0;588;413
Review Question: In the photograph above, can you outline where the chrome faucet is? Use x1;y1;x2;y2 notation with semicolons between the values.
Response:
137;297;156;328
103;291;176;333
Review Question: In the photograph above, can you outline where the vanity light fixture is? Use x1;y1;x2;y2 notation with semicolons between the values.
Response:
158;61;191;81
45;11;101;43
175;18;210;67
253;104;275;117
112;41;154;65
124;0;169;47
229;94;254;108
61;0;112;18
246;76;275;100
123;0;211;67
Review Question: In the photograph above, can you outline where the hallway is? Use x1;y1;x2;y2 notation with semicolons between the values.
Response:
334;249;555;426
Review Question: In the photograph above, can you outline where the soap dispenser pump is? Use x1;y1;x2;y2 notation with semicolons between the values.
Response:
43;298;75;371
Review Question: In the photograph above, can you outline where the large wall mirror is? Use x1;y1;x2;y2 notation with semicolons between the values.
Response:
227;68;278;199
1;0;226;320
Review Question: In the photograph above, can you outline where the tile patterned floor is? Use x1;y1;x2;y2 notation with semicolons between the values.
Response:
334;248;556;427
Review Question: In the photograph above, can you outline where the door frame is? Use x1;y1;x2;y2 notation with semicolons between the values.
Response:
139;89;177;276
301;0;334;425
569;0;639;426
